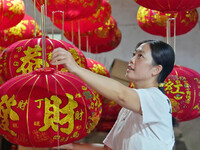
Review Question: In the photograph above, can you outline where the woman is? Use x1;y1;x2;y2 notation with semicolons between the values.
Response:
51;40;175;150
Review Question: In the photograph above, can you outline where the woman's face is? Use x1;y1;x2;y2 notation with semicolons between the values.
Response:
125;43;156;82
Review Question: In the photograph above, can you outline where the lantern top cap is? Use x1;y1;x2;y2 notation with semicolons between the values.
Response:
35;67;55;74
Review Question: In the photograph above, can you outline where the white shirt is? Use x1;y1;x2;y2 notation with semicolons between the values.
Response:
103;87;175;150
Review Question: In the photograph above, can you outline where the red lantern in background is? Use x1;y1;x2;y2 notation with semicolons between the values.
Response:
134;0;200;12
0;14;42;49
0;0;25;30
54;0;111;33
64;16;117;48
0;37;88;83
86;58;110;77
33;0;102;21
86;58;122;132
83;27;122;53
0;67;102;147
164;65;200;122
137;6;198;37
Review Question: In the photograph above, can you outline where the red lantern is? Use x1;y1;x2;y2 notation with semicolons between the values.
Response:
134;0;200;12
54;0;111;33
0;14;42;49
0;0;25;30
0;67;102;147
164;65;200;122
0;37;88;83
64;16;117;47
86;58;121;131
86;58;110;77
34;0;102;21
137;6;198;37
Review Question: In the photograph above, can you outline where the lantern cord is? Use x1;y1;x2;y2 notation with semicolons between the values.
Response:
33;0;37;37
41;5;45;70
86;36;89;53
78;20;81;50
166;18;176;55
72;21;74;43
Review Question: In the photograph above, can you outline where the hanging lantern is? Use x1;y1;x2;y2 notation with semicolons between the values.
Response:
34;0;102;21
0;14;42;49
0;0;25;30
64;16;117;48
0;37;88;83
54;0;111;33
0;67;102;147
164;65;200;122
86;58;121;132
134;0;200;12
86;58;110;77
137;6;198;37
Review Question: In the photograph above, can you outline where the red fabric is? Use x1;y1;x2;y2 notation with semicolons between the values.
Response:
0;0;25;30
0;68;102;147
0;37;88;83
0;14;42;48
53;0;111;33
134;0;200;12
164;65;200;122
34;0;102;21
137;6;198;37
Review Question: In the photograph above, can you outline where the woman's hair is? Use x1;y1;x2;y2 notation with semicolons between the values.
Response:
136;40;175;93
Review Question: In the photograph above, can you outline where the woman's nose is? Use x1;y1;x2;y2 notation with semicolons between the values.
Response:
130;57;135;64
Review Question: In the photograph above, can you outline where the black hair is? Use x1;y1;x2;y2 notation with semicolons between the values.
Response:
136;40;175;93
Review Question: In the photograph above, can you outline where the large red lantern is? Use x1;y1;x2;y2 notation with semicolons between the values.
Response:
54;0;111;33
0;0;25;30
164;65;200;122
0;67;102;147
0;14;42;49
33;0;102;21
137;6;198;37
0;37;88;83
134;0;200;12
64;16;117;47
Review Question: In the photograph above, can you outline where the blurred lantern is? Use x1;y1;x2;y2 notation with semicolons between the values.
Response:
164;65;200;122
53;0;111;33
137;6;198;37
65;16;117;47
0;37;88;83
86;58;122;132
0;67;102;147
0;0;25;30
33;0;102;21
134;0;200;12
86;58;110;77
0;14;42;49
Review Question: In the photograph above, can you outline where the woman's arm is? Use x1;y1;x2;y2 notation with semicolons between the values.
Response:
51;48;141;114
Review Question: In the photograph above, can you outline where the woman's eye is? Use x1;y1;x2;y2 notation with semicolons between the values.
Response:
138;54;143;58
132;53;136;57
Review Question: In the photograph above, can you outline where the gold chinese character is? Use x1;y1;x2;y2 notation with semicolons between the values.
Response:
0;95;19;136
39;93;78;135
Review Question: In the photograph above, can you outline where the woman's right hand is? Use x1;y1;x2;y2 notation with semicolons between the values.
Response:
51;47;81;74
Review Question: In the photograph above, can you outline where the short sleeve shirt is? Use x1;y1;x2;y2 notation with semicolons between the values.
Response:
103;87;175;150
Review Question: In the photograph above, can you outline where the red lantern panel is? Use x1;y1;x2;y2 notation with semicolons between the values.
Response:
54;0;111;33
0;68;102;147
164;65;200;122
0;37;88;83
86;58;110;77
134;0;200;12
34;0;102;21
137;6;198;37
0;0;25;30
0;14;42;48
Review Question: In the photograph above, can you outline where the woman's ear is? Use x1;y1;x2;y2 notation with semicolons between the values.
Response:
152;65;163;76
